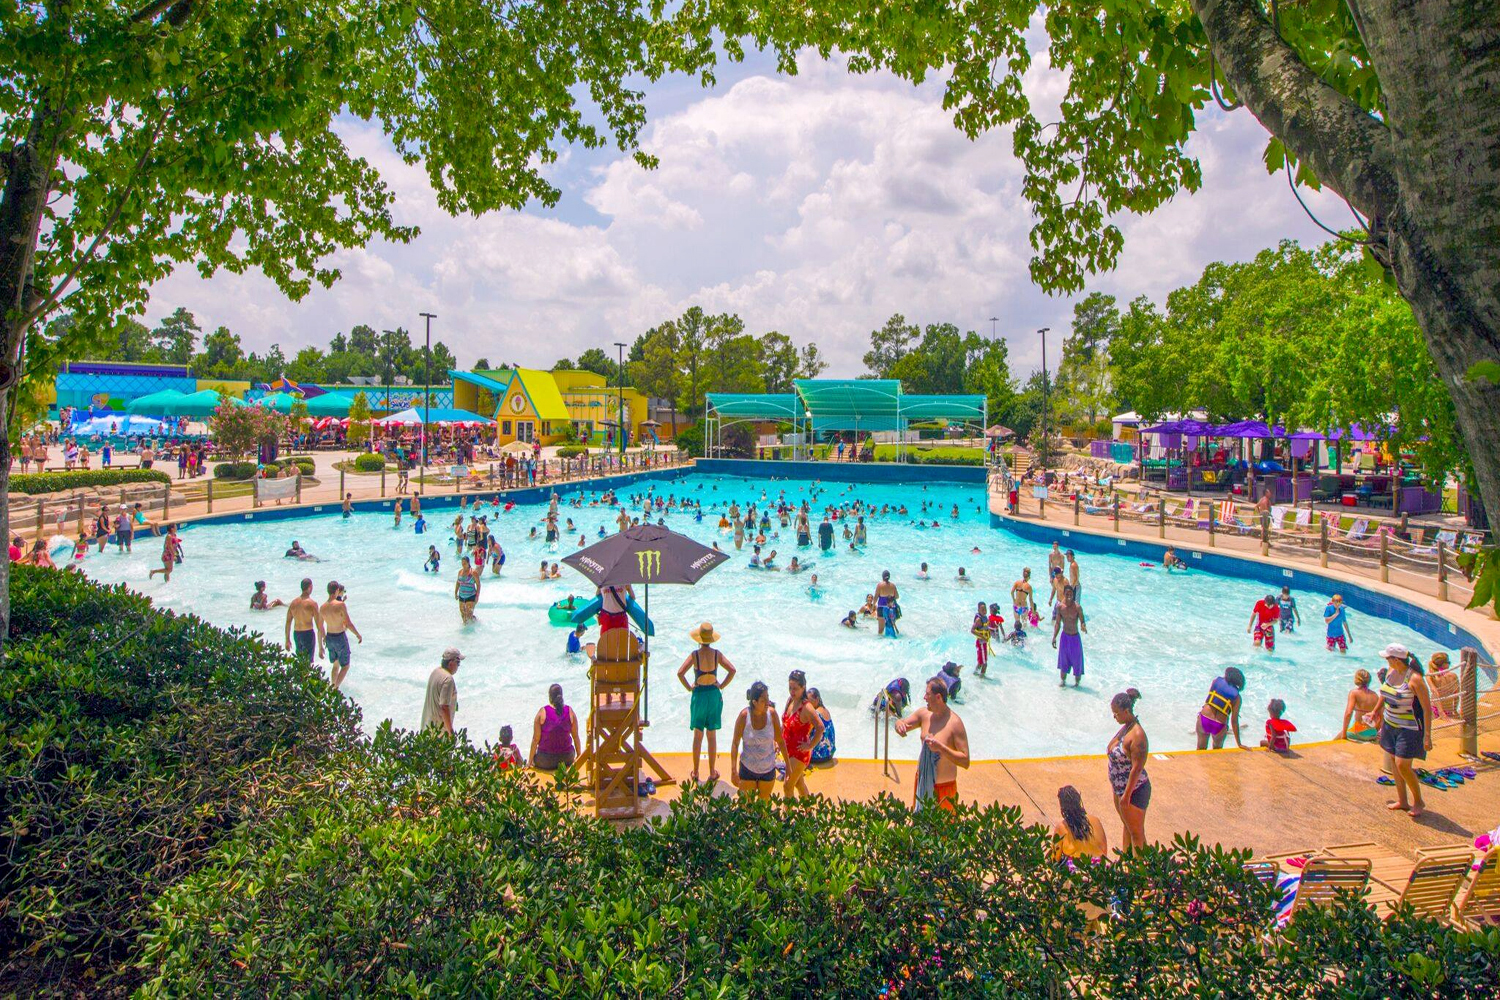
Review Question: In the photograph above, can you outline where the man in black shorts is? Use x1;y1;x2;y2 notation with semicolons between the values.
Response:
284;578;323;664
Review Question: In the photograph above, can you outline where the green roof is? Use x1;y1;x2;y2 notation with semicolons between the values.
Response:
704;393;804;420
794;379;902;419
898;394;987;421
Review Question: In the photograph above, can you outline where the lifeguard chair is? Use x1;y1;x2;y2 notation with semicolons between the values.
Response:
581;627;677;818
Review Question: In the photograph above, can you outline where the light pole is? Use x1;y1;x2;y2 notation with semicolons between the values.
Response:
989;316;999;339
614;341;627;456
420;312;435;481
1038;326;1050;471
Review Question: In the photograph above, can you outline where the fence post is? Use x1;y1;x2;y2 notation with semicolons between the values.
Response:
1319;517;1328;567
1379;530;1389;583
1112;498;1120;533
295;474;303;505
381;468;386;497
1260;512;1270;557
1399;512;1409;538
1436;539;1449;601
1459;647;1478;758
1158;499;1165;539
1074;495;1080;526
1208;504;1216;547
207;479;214;513
340;468;345;498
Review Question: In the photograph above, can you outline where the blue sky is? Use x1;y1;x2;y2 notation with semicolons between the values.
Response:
146;47;1350;378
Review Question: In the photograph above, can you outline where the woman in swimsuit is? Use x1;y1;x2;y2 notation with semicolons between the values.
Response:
454;556;480;623
1106;688;1150;852
1337;668;1381;741
781;669;824;799
676;622;737;783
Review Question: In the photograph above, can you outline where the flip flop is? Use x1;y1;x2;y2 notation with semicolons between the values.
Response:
1375;775;1396;786
1481;751;1500;764
1415;769;1452;790
1434;768;1466;784
1284;856;1308;869
1437;767;1475;782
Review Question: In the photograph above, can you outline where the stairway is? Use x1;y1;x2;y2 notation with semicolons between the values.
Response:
1010;448;1032;481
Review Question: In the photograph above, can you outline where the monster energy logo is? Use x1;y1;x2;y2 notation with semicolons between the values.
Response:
636;550;662;578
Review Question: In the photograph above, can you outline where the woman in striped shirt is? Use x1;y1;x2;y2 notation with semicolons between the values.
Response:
1376;642;1434;819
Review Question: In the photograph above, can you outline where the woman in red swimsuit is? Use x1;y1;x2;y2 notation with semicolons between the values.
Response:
781;669;824;798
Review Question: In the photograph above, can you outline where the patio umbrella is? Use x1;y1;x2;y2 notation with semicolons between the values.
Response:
306;393;352;417
168;389;235;417
984;424;1014;439
254;391;296;414
127;389;186;414
562;524;730;721
500;440;531;454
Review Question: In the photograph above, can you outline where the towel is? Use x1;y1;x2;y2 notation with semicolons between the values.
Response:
914;743;940;812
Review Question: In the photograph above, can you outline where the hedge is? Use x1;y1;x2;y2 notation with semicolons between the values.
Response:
7;468;172;495
555;444;589;458
0;567;362;996
139;743;1499;997
211;461;257;480
353;453;385;472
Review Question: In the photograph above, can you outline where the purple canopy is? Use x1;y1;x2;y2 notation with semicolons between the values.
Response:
1328;423;1389;442
1212;419;1273;439
1143;419;1214;435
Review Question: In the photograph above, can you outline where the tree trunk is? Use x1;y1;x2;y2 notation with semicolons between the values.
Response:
1196;0;1500;528
0;106;62;655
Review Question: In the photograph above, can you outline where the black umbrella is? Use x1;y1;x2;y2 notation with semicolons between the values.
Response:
562;524;729;720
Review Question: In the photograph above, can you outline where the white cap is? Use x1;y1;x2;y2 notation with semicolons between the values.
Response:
1381;642;1410;660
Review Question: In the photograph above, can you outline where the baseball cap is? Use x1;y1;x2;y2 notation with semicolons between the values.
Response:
441;647;465;662
1381;642;1409;660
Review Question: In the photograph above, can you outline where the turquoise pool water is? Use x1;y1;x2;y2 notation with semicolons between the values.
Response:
81;473;1459;760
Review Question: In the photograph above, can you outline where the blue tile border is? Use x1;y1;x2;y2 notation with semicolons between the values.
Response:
991;513;1493;658
696;458;986;485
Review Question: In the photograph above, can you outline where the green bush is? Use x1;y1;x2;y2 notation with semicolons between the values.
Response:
291;458;316;476
212;461;257;480
0;567;361;995
353;453;386;472
138;739;1499;997
555;444;589;458
261;461;282;476
7;468;172;495
674;421;704;456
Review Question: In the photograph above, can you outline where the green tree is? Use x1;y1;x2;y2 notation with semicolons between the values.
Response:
798;343;828;380
573;347;619;382
628;327;682;435
673;307;709;418
473;357;493;372
287;346;329;384
198;325;244;374
863;314;919;378
150;308;201;365
1056;292;1120;428
348;326;379;358
759;332;799;393
347;392;373;445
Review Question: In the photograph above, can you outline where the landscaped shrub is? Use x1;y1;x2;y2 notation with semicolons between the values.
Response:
0;567;362;996
353;453;386;472
555;444;589;458
137;736;1500;997
7;468;172;495
211;461;257;480
290;457;317;476
260;460;282;476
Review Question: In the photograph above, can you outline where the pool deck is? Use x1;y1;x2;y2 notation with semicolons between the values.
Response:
628;703;1499;857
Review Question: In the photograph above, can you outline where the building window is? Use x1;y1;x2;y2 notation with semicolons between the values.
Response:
501;420;511;435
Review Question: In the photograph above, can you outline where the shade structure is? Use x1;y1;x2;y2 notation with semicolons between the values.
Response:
253;392;298;414
896;393;987;422
703;392;803;421
563;524;730;724
1213;419;1273;439
985;424;1015;439
305;393;352;417
499;440;532;454
795;379;902;432
166;389;235;417
374;406;493;426
126;389;186;414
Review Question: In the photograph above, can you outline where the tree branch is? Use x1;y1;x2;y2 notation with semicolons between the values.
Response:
1191;0;1399;223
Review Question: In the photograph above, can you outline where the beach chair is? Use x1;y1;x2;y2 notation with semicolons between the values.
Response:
1284;856;1372;919
1269;505;1290;531
1381;848;1476;923
1217;500;1256;534
1244;861;1281;887
1452;847;1500;929
1409;529;1454;557
1338;518;1372;543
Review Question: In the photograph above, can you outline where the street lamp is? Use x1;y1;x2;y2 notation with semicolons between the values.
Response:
1038;326;1051;471
420;311;435;482
614;341;627;456
989;316;999;339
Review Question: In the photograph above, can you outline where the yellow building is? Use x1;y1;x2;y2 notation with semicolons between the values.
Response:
449;368;655;446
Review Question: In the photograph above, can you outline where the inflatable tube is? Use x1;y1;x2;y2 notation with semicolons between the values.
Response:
569;593;655;636
550;599;592;626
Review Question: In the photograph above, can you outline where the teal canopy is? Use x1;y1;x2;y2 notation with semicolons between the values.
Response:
126;389;186;414
254;392;297;414
165;389;235;417
305;393;352;417
703;393;803;420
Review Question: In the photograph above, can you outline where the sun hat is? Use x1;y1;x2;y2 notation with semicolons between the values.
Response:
689;622;720;644
1381;642;1410;661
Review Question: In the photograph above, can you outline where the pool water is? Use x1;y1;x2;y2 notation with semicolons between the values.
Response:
81;473;1457;760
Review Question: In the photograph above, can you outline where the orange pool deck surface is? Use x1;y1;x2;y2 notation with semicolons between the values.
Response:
626;704;1499;858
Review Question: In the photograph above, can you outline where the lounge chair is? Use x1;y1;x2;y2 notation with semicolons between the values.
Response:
1282;856;1372;922
1382;849;1477;923
1452;847;1500;929
1217;500;1256;534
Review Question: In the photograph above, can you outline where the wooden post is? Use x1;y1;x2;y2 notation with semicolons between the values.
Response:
1319;516;1328;567
340;468;345;498
1158;499;1165;539
1039;487;1045;520
1112;497;1120;532
295;474;303;505
207;479;214;513
1379;530;1389;583
1459;647;1478;758
1399;511;1408;538
1260;512;1270;557
381;468;386;497
1074;495;1080;526
1436;539;1449;601
1208;504;1216;547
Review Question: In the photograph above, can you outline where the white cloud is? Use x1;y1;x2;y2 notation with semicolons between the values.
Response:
144;51;1353;377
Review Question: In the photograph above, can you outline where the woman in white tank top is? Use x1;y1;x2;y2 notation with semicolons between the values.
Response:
730;681;786;801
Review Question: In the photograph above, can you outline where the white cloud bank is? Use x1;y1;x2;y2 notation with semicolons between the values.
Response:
145;55;1350;375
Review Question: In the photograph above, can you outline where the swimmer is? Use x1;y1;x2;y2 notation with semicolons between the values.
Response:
970;547;981;555
916;562;929;580
538;560;549;581
393;496;404;527
413;513;427;534
320;580;362;690
549;563;562;579
787;556;803;573
972;602;993;677
749;545;763;568
1010;568;1035;619
284;540;320;562
425;546;442;573
1162;547;1186;571
860;593;877;618
807;573;821;597
956;567;972;585
566;623;586;655
762;549;779;570
249;580;285;610
342;493;352;518
841;610;859;629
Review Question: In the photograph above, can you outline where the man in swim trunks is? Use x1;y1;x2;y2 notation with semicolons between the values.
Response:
1195;666;1246;749
1247;593;1279;651
1051;586;1086;687
284;578;323;664
875;570;899;637
598;583;635;633
818;515;834;553
1065;550;1081;599
1163;546;1186;571
895;677;970;812
1323;593;1352;652
320;580;362;689
1047;542;1064;578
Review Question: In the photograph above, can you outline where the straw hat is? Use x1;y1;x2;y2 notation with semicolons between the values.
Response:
689;621;720;644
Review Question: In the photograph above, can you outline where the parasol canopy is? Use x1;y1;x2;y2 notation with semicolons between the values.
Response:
126;389;186;414
563;524;728;588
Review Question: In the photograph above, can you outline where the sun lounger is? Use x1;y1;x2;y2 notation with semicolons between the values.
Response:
1381;848;1477;923
1216;500;1256;534
1452;847;1500;929
1282;856;1372;921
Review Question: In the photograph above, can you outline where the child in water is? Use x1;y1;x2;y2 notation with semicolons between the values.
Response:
566;624;586;655
424;546;442;573
841;610;858;629
413;514;427;534
1260;699;1297;752
1008;613;1028;646
971;601;993;677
